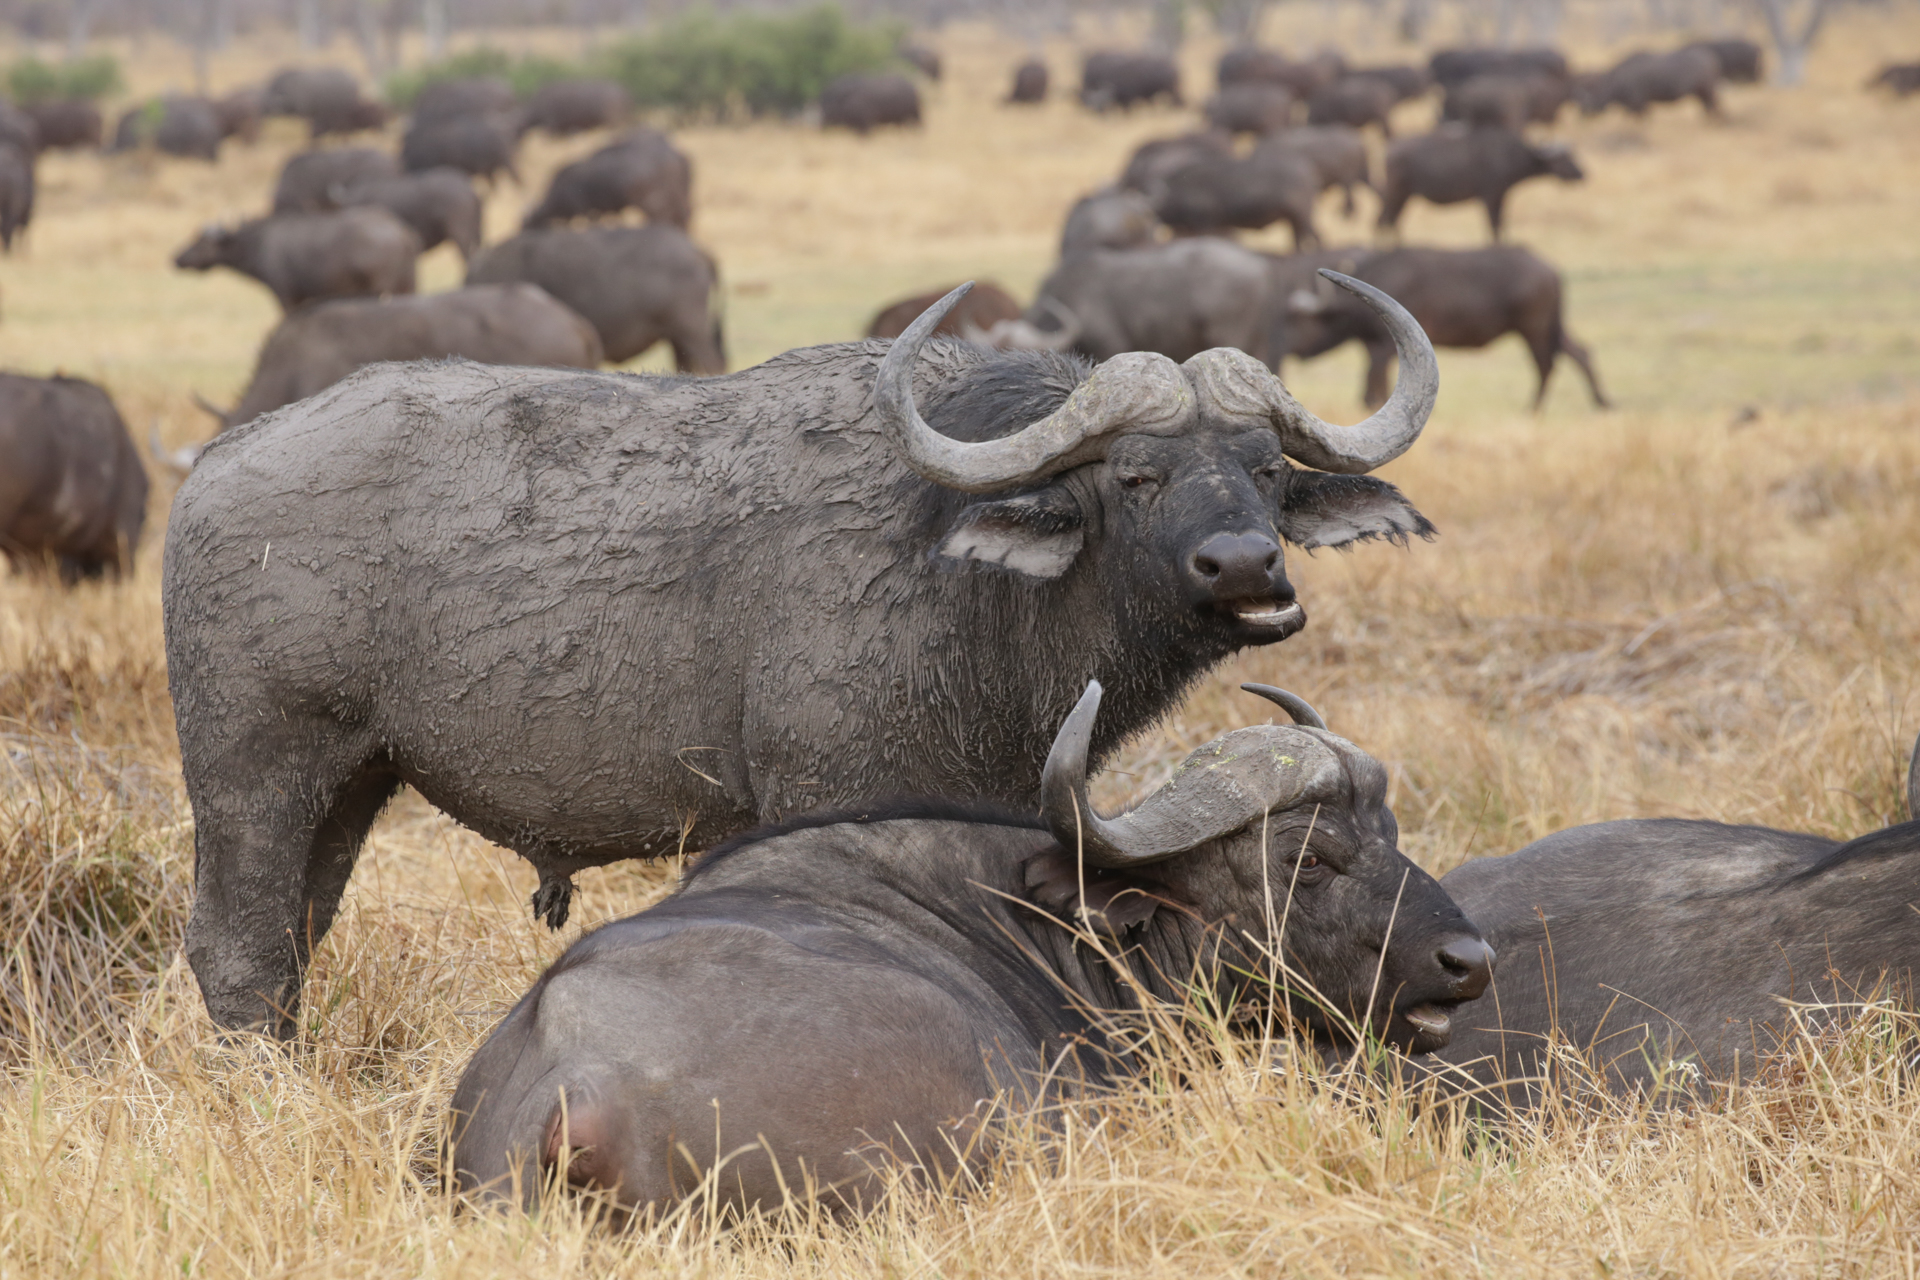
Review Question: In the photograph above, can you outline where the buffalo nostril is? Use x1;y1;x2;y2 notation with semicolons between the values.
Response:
1193;554;1221;579
1436;936;1495;997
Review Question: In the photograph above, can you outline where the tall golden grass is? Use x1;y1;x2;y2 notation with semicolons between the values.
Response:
3;2;1920;1273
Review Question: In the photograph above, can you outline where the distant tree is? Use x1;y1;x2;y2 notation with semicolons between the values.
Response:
1753;0;1829;86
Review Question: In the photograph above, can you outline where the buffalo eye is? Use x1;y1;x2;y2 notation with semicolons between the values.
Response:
1119;473;1156;489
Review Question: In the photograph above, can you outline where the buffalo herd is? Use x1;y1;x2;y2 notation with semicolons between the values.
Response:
4;28;1919;1230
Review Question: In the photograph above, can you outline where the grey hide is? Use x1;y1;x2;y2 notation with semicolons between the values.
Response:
163;282;1439;1036
448;684;1492;1217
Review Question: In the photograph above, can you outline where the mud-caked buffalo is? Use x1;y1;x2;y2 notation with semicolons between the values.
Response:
449;683;1493;1215
163;279;1440;1036
0;372;147;581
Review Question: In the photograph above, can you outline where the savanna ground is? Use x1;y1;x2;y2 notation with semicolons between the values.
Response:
4;2;1920;1273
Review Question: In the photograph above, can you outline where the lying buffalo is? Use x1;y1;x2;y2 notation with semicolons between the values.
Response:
1080;51;1182;110
331;168;483;261
1031;239;1280;364
1575;47;1721;117
521;129;692;230
0;145;31;251
111;96;222;160
272;147;401;213
1378;125;1583;240
1277;245;1609;410
1059;186;1159;255
0;373;147;581
174;208;421;312
522;80;631;135
1152;146;1321;247
450;683;1493;1215
820;73;922;133
1007;57;1049;103
1429;748;1920;1104
23;99;102;150
402;113;519;184
865;281;1023;341
466;224;723;371
163;277;1439;1035
184;285;601;436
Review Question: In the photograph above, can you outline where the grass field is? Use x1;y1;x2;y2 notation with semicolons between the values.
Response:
3;3;1920;1274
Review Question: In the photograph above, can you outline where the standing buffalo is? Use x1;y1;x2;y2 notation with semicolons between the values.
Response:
1151;146;1322;248
330;169;483;261
0;102;39;155
521;129;692;230
1030;239;1283;365
1429;46;1569;88
1080;51;1182;110
1007;57;1049;103
1217;46;1291;88
521;80;630;135
1683;38;1763;83
1277;245;1609;410
1378;125;1583;240
1441;72;1572;129
263;66;389;138
162;276;1439;1036
402;113;519;184
0;145;31;251
466;224;723;371
22;99;102;150
820;73;922;133
412;77;518;123
111;96;223;160
1430;751;1920;1103
1119;130;1234;197
183;285;602;436
1575;48;1721;117
1345;64;1433;102
173;208;420;312
1258;126;1373;216
899;42;942;81
450;683;1492;1215
1306;76;1399;135
1205;82;1295;134
865;281;1024;341
1869;62;1920;96
271;147;402;213
0;373;147;581
1059;187;1160;255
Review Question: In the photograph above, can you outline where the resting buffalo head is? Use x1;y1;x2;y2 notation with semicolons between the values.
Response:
1038;681;1493;1052
173;223;239;271
876;274;1438;655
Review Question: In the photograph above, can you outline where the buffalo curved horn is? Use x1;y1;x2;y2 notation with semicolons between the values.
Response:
872;283;1194;494
1240;683;1327;730
1040;680;1332;869
1182;270;1438;475
148;420;203;474
1907;729;1918;824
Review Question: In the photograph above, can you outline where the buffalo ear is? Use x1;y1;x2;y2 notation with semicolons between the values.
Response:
1276;472;1435;551
934;487;1087;580
1023;847;1166;936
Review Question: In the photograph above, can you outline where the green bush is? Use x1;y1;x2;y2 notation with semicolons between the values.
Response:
6;54;123;103
384;47;584;109
594;5;904;120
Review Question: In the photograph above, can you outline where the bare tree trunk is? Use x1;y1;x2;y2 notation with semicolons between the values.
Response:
66;0;99;56
424;0;449;59
297;0;324;48
351;0;387;77
1755;0;1829;85
1496;0;1518;44
1397;0;1432;43
1149;0;1185;52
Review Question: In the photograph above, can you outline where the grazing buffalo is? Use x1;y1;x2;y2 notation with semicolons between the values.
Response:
263;66;388;138
213;87;264;142
1119;130;1234;198
1428;46;1569;88
1030;239;1282;364
1683;38;1763;83
1205;82;1295;135
162;276;1439;1035
1429;751;1920;1103
521;129;692;230
1258;126;1372;216
0;102;39;155
900;42;942;81
1345;64;1433;102
183;285;602;436
402;113;519;184
0;146;31;251
1277;245;1609;410
1007;57;1049;103
521;79;630;135
331;169;483;261
1217;46;1291;88
865;281;1024;341
112;96;223;160
1576;48;1721;117
450;683;1493;1215
271;146;402;213
1869;62;1920;96
173;208;421;312
820;73;922;133
1080;51;1182;110
0;373;147;581
1151;146;1321;248
1378;125;1583;240
412;77;518;123
1441;72;1571;130
466;224;723;371
1059;187;1160;255
1306;76;1399;135
23;99;102;150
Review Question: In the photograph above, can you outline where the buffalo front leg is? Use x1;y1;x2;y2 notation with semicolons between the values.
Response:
183;739;398;1039
1559;330;1611;408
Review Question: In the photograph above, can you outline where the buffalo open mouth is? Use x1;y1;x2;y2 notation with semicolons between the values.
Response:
1400;1001;1462;1053
1221;599;1306;636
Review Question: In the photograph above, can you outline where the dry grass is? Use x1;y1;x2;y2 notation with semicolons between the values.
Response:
3;2;1920;1274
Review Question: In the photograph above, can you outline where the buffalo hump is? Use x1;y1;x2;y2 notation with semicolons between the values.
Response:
0;373;147;581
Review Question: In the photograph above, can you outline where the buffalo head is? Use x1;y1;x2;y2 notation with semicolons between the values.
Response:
174;223;238;271
1039;680;1493;1052
877;274;1438;653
